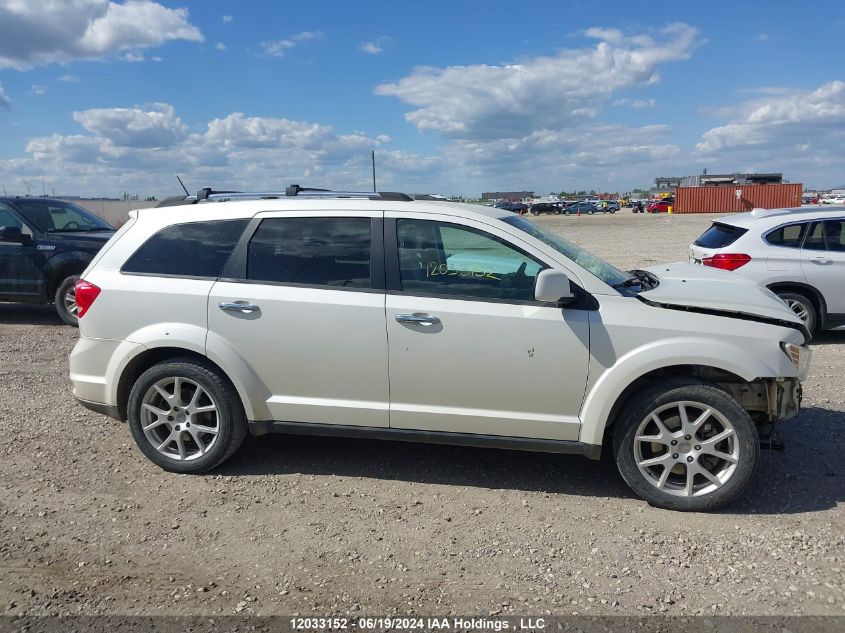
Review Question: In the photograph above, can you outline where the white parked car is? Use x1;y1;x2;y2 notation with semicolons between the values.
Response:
689;206;845;333
70;188;811;511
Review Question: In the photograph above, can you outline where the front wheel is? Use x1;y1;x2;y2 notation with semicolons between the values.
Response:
613;380;759;511
54;274;81;326
531;209;540;216
127;358;247;473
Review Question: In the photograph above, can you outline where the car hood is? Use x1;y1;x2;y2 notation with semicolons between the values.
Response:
639;262;805;328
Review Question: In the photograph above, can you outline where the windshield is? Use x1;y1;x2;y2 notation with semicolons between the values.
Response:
502;215;633;287
13;199;113;232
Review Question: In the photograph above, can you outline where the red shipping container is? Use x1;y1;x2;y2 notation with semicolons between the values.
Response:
675;184;803;213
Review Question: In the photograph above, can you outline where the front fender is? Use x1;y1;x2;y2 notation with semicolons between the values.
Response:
578;337;787;446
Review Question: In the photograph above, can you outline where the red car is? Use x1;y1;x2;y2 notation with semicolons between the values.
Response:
647;197;674;213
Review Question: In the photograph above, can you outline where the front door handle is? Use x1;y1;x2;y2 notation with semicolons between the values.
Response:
395;312;441;326
808;256;832;264
219;301;260;314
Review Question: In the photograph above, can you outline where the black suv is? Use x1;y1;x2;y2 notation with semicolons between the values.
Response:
0;197;114;325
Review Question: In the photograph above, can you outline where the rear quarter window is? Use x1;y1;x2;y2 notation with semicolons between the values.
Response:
122;219;248;277
693;223;748;248
765;222;807;248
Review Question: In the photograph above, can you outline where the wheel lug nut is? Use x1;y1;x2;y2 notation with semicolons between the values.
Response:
694;445;701;451
684;435;691;440
672;453;679;459
167;416;174;421
686;456;694;463
671;440;677;446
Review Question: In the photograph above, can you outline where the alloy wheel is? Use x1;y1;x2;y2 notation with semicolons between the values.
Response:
63;285;79;317
140;377;220;461
784;298;810;323
633;401;739;497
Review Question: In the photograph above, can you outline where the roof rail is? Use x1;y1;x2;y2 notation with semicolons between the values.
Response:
195;184;414;203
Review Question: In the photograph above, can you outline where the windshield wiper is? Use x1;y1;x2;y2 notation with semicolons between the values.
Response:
612;277;642;289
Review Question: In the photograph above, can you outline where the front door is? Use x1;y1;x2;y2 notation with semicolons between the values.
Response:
800;218;845;314
208;213;389;427
385;215;590;441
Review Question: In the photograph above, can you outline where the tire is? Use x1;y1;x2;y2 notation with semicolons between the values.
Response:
564;209;572;216
776;291;818;333
553;209;561;215
612;379;759;511
531;209;540;216
54;274;81;326
587;209;595;215
127;358;247;474
610;209;616;214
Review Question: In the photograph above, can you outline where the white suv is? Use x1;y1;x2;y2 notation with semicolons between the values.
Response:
689;207;845;333
70;188;811;511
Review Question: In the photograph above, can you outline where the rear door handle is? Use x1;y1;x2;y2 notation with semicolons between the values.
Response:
219;301;260;314
395;313;440;326
808;256;832;264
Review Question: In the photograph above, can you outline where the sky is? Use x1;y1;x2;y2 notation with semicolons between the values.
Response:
0;0;843;198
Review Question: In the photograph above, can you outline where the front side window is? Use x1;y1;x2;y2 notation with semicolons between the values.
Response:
501;215;631;287
247;217;372;288
13;199;113;232
766;222;807;248
397;219;545;302
122;219;248;277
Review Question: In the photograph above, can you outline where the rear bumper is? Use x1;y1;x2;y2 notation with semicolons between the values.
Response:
75;397;120;420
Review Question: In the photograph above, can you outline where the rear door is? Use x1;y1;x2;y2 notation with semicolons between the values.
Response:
800;218;845;314
0;204;40;296
208;211;389;427
383;213;590;441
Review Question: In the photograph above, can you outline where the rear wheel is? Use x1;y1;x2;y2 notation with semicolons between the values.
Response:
54;274;80;326
531;209;540;216
587;209;595;215
776;291;817;333
613;380;758;511
128;359;247;473
553;208;561;215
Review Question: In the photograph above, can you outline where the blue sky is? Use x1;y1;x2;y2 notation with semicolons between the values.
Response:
0;0;843;197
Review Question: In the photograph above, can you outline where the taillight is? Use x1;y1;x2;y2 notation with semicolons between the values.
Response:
701;253;751;271
74;279;101;318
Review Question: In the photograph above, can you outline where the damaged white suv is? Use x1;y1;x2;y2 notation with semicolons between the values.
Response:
70;187;811;511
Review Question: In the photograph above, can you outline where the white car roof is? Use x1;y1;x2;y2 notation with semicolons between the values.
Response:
129;198;515;224
714;205;845;229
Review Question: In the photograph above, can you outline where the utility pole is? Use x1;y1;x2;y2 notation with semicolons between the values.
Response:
371;150;377;193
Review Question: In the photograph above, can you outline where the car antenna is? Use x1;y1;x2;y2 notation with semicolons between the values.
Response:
176;175;190;196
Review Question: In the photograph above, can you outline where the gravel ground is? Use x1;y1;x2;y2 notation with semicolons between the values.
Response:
0;211;842;617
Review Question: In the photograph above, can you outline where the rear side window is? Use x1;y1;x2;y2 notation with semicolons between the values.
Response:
824;219;845;252
694;223;748;248
122;219;248;277
246;217;371;288
765;222;807;248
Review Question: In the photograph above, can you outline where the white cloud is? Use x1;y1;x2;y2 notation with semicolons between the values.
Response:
72;103;188;148
0;103;436;197
0;81;9;107
31;84;47;95
754;33;769;42
0;0;202;70
120;51;145;62
697;80;845;154
58;74;79;82
359;36;392;55
215;42;226;51
376;22;699;139
261;31;325;57
613;98;656;109
222;14;232;23
695;81;845;184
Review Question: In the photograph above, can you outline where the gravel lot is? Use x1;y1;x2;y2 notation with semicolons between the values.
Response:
0;211;842;617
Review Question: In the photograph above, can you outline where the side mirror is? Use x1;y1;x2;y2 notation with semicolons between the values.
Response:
0;226;22;243
535;269;576;305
